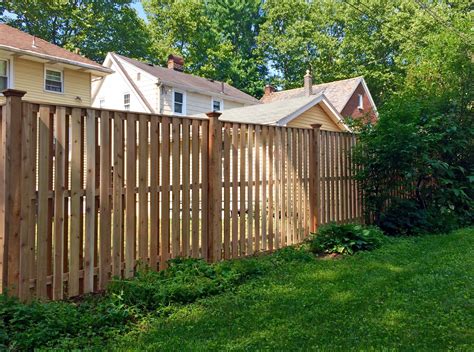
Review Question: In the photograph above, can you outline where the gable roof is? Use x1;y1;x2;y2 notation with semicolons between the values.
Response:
0;24;111;75
193;93;350;131
261;76;371;113
112;53;259;104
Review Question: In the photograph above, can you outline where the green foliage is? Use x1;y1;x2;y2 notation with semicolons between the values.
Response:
0;246;310;350
0;293;134;350
108;257;267;310
0;0;153;62
308;223;385;255
143;0;267;96
112;228;474;351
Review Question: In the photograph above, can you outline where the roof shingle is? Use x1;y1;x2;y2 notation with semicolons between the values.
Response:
0;24;110;73
114;53;259;104
261;76;363;112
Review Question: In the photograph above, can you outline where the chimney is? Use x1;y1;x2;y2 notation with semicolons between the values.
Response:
264;84;276;96
167;54;184;72
304;70;312;96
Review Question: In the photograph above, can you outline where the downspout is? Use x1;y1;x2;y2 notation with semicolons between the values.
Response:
156;79;164;114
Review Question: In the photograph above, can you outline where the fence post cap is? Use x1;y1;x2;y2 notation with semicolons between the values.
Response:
310;123;322;129
206;111;222;119
1;89;27;98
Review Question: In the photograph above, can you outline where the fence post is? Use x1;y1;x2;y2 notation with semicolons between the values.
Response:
309;124;322;233
206;111;222;262
0;89;26;297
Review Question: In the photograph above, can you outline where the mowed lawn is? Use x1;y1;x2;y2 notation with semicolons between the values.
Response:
110;228;474;351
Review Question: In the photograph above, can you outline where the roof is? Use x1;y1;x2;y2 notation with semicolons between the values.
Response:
0;24;111;74
113;53;259;104
193;93;350;131
261;76;363;112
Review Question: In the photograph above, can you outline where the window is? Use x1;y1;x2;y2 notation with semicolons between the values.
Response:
0;59;8;90
124;93;130;110
173;90;185;114
99;99;105;108
358;94;363;109
136;72;141;81
45;68;63;92
212;98;223;112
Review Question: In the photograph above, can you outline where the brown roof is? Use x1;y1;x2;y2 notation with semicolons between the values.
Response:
113;53;259;104
0;24;111;73
260;76;363;112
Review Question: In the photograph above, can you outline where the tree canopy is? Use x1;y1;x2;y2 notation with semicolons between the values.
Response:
1;0;472;102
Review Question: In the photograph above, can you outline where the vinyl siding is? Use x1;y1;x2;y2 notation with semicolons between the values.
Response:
162;86;246;115
287;105;342;131
119;59;159;112
92;60;151;113
13;58;91;106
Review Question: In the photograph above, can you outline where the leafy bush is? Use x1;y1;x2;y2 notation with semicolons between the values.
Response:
1;250;302;350
308;223;385;255
378;198;463;236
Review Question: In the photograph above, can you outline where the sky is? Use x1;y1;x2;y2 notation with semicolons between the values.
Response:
131;1;147;22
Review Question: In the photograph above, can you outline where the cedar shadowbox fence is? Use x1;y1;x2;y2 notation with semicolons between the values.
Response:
0;90;362;301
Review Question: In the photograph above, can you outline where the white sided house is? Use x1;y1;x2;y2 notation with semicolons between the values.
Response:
92;53;259;114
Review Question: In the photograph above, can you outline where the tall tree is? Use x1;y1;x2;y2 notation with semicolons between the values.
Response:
143;0;266;97
0;0;152;63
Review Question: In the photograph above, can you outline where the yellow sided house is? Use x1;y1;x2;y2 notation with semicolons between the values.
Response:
0;24;111;105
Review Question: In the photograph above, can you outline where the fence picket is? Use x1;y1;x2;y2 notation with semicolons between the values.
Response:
1;95;364;301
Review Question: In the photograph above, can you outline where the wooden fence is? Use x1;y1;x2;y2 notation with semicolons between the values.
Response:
0;90;362;301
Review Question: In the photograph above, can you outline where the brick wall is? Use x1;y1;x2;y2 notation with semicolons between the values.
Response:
341;83;377;122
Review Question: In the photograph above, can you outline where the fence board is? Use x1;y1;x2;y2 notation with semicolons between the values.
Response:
191;120;200;258
223;123;231;259
84;109;96;294
239;124;246;255
99;111;111;289
113;114;124;276
1;96;364;301
20;103;36;300
138;114;148;263
231;124;239;258
149;116;160;269
125;113;136;277
171;118;180;258
161;117;171;268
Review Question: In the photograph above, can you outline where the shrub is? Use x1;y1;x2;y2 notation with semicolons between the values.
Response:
308;223;385;255
378;199;430;236
378;198;464;236
0;245;322;350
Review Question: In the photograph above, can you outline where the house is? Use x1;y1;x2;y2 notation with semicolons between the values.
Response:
194;74;350;132
0;24;111;105
92;53;259;114
261;73;378;122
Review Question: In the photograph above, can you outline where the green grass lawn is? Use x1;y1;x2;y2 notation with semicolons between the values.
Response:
109;228;474;351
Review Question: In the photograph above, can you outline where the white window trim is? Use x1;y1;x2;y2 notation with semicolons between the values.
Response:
211;97;224;112
357;94;363;109
0;55;14;95
123;92;131;110
44;66;64;94
172;88;186;115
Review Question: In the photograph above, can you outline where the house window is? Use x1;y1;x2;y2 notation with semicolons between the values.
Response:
99;99;105;108
212;98;223;112
45;68;63;92
124;93;130;110
136;72;141;81
0;59;8;90
173;90;185;114
358;94;363;109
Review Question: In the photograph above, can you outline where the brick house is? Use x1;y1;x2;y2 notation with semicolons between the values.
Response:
261;74;378;122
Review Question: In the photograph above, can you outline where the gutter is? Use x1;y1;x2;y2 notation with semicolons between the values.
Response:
110;53;155;113
0;44;113;75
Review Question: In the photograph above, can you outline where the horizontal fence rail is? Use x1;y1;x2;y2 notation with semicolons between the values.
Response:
0;91;362;301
